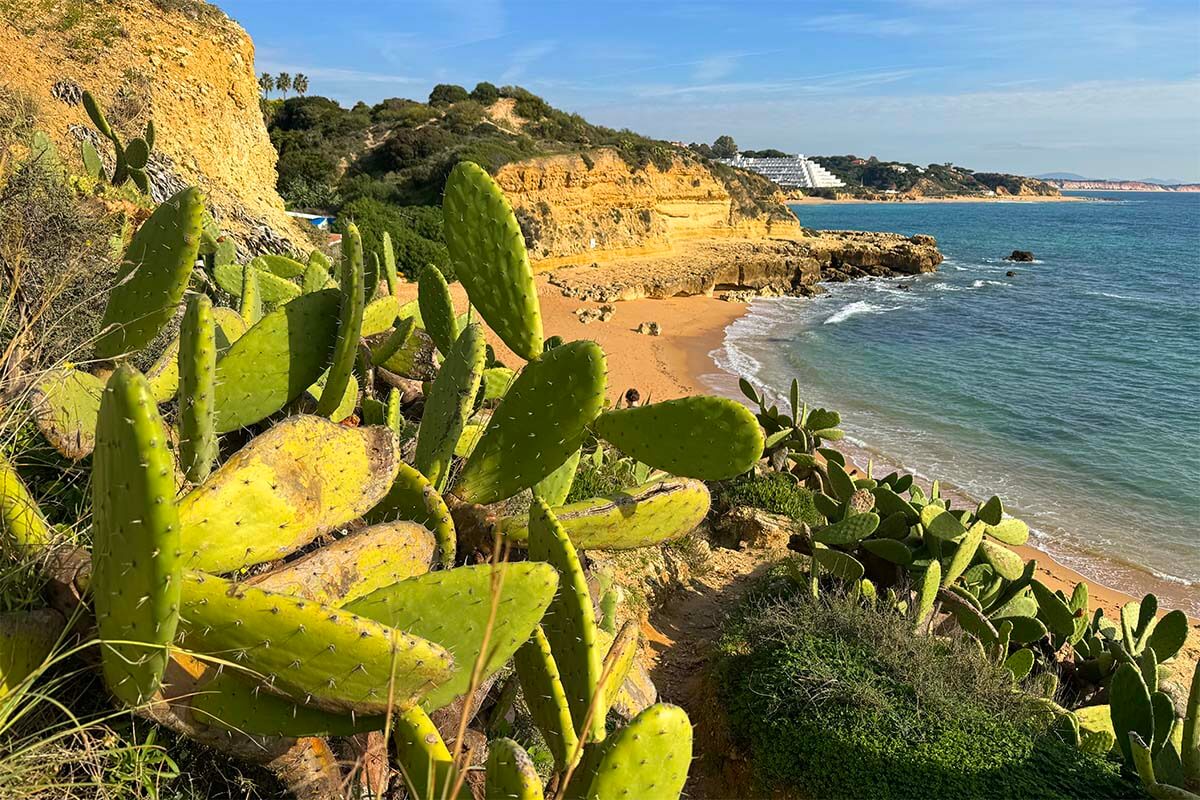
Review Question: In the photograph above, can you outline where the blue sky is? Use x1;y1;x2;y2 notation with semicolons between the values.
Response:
219;0;1200;181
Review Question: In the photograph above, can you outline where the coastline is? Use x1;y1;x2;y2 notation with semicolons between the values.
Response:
789;194;1085;205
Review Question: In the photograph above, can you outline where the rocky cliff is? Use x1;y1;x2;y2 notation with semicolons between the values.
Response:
1046;179;1200;192
494;149;801;269
0;0;306;251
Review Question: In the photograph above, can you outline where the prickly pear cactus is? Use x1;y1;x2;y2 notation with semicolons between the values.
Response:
514;624;579;771
572;703;692;800
177;416;400;573
415;322;486;491
179;572;453;714
31;367;105;460
532;449;582;508
497;477;710;550
212;289;341;432
145;307;246;405
238;265;263;324
456;340;607;505
361;295;401;337
591;396;764;481
442;161;543;360
245;521;436;606
486;738;544;800
91;366;182;706
346;562;558;711
0;453;51;547
381;232;399;296
0;609;63;699
528;499;605;742
418;264;460;355
95;187;203;359
367;462;457;566
392;704;469;800
214;262;302;305
317;224;365;418
178;294;217;483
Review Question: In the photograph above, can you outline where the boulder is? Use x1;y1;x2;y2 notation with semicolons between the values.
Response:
1006;250;1035;262
713;506;801;552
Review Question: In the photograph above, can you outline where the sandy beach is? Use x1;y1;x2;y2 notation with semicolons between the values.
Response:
788;194;1086;205
400;275;1199;664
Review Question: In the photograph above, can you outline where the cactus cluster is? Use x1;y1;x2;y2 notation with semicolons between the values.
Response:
80;90;156;193
1;149;726;798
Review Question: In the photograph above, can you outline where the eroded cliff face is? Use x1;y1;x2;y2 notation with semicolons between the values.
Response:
0;0;306;251
493;149;801;269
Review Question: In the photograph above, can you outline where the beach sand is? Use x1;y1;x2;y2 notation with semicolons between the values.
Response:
398;276;1200;666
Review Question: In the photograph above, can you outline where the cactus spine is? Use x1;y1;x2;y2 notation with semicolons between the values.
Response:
178;294;217;482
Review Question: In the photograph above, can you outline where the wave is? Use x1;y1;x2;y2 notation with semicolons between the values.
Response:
1085;290;1141;302
823;300;896;325
972;279;1012;288
931;283;962;292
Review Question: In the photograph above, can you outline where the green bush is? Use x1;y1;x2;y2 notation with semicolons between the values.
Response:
428;83;469;106
335;197;449;280
470;82;501;106
714;588;1145;800
710;472;821;526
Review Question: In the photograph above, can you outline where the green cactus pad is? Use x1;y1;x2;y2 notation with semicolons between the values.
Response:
418;264;460;355
920;505;967;541
145;307;245;404
302;258;331;294
580;703;692;800
591;396;763;481
179;572;453;715
178;294;217;483
1074;705;1116;755
600;621;639;717
976;495;1004;525
986;517;1030;546
1005;615;1049;644
825;460;855;501
532;449;582;508
213;262;301;304
1147;610;1189;663
253;254;307;279
455;422;486;459
304;369;359;423
346;562;558;712
498;477;709;550
915;560;941;628
1003;648;1035;682
366;462;457;566
860;537;912;566
514;625;580;771
371;315;416;367
81;139;103;180
486;738;544;800
188;668;383;737
0;609;62;699
1111;662;1155;762
178;416;400;573
456;341;607;505
380;325;439;381
212;289;341;432
95;187;203;358
317;225;365;418
442;161;543;360
31;367;105;460
481;367;516;403
872;485;918;522
361;296;401;337
246;521;436;607
392;704;468;800
813;512;879;545
381;232;399;295
239;264;263;324
979;539;1025;581
415;323;486;491
812;546;865;582
1030;580;1076;638
0;453;51;548
528;499;605;742
943;521;986;587
92;366;182;706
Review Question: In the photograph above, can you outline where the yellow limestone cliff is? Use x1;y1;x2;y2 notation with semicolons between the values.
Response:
493;149;801;269
0;0;306;250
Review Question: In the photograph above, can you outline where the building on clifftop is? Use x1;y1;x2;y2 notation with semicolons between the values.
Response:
718;154;845;189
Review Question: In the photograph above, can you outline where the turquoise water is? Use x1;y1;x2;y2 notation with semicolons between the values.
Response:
707;192;1200;612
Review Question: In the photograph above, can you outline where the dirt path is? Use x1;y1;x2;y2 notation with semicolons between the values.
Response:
641;546;782;800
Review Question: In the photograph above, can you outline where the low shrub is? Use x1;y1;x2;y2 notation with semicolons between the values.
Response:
710;472;821;526
335;197;449;280
713;586;1145;799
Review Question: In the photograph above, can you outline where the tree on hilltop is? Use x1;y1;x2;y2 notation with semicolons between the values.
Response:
429;83;469;106
470;81;500;105
712;134;738;158
293;74;309;97
276;73;292;98
258;72;274;98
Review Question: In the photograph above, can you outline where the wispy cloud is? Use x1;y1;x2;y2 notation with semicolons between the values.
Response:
632;66;934;98
501;40;557;82
693;53;739;82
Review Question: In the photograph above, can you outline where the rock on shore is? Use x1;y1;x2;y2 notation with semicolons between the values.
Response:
548;231;943;302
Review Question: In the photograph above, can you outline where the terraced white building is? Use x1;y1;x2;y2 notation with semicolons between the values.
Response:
718;154;845;189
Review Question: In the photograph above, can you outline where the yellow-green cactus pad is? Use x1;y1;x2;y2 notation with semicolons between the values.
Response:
95;187;203;358
92;366;182;706
346;561;558;711
591;396;763;481
31;367;104;460
213;289;341;432
485;738;544;800
456;341;607;505
145;307;246;404
579;703;692;800
498;477;710;550
442;161;543;360
0;452;51;547
0;608;63;699
416;323;486;491
514;624;579;771
213;262;301;305
178;572;453;715
366;462;457;566
178;416;400;573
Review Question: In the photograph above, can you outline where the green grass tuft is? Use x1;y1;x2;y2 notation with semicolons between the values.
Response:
710;472;822;526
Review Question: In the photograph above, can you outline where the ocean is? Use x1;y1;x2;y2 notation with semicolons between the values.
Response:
707;192;1200;613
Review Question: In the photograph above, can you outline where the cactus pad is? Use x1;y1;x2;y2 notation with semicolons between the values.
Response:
456;341;607;505
486;738;544;800
316;225;365;417
528;499;605;742
812;546;865;582
418;264;460;355
31;367;104;460
91;366;182;706
178;294;217;483
578;703;692;800
442;161;543;360
498;477;710;550
515;624;580;771
366;462;457;566
591;397;763;481
95;187;203;358
212;289;341;432
145;307;245;404
813;512;879;545
178;416;400;573
392;704;467;799
0;452;51;547
0;609;62;699
304;369;360;423
979;539;1024;581
943;521;986;587
415;323;486;491
1110;662;1155;762
986;517;1030;546
213;262;301;305
254;254;307;279
361;296;401;337
246;521;436;606
346;562;558;711
532;449;581;508
178;572;453;715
